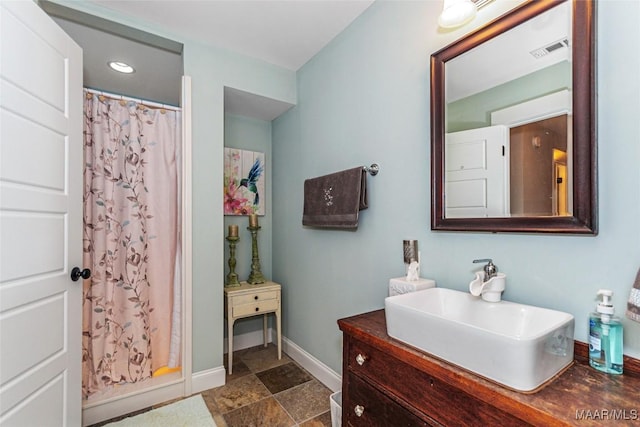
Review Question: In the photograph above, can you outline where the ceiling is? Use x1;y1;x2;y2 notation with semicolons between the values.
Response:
43;1;567;118
85;0;374;71
42;0;374;113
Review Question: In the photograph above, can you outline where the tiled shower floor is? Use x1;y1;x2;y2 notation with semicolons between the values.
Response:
92;343;334;426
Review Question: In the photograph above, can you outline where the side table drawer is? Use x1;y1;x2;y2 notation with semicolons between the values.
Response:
233;298;279;317
232;290;279;305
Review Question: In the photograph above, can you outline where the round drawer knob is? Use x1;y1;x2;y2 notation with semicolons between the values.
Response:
255;307;259;311
254;295;259;300
355;353;366;366
354;405;365;417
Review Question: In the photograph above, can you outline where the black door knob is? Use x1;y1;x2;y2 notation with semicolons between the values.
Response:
70;267;91;281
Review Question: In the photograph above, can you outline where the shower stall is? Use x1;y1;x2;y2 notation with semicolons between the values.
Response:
80;84;192;426
82;87;181;395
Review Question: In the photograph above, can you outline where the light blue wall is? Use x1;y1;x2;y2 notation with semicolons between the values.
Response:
223;113;273;336
50;1;296;374
55;0;640;381
272;0;640;375
184;42;293;372
447;61;570;132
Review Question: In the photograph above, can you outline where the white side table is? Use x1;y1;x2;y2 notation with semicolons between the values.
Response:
224;281;281;374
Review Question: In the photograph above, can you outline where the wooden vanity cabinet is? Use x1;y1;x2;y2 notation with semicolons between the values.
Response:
346;372;430;426
339;309;640;427
341;329;524;426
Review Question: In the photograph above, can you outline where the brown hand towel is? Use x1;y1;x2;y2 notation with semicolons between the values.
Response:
627;266;640;323
302;166;368;229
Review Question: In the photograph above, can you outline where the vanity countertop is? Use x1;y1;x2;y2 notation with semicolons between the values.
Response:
338;309;640;426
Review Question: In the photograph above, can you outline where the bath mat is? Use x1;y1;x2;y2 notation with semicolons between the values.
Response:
104;395;216;427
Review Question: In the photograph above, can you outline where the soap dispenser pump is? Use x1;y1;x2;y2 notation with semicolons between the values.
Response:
589;289;623;374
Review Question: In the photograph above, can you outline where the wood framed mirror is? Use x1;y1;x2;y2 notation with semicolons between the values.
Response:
431;0;596;234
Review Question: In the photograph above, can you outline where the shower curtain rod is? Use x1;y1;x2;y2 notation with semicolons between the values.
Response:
84;87;181;112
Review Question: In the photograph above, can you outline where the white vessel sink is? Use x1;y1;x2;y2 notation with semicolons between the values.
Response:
385;288;574;392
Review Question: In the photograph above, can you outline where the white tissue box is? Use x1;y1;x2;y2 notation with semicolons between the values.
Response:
389;277;436;296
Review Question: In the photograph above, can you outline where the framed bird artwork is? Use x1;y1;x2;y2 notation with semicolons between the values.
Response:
224;148;266;216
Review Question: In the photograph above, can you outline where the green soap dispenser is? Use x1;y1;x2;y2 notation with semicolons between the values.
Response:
589;289;623;374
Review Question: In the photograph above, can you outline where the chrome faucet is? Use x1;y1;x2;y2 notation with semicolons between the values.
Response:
473;259;497;282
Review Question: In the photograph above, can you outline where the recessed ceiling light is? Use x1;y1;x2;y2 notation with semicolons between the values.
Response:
108;61;135;74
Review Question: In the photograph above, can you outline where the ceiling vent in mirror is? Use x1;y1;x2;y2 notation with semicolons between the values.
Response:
530;38;570;59
471;0;494;8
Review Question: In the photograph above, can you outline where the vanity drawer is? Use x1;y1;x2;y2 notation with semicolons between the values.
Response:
348;337;525;426
345;372;431;427
233;298;279;317
232;290;278;305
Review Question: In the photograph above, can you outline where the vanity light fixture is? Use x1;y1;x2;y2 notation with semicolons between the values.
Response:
438;0;494;29
438;0;477;29
108;61;135;74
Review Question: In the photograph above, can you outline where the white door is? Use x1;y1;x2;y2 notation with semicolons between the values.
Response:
1;2;83;426
445;125;508;218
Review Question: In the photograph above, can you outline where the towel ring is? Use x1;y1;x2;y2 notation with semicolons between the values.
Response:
363;164;379;176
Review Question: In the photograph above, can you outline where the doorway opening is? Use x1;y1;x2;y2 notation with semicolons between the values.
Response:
508;114;569;216
38;2;192;424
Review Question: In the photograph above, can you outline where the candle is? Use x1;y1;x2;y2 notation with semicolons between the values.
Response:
228;224;238;237
248;213;259;228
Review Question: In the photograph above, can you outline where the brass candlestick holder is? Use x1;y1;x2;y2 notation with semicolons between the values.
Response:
246;225;265;284
225;235;240;287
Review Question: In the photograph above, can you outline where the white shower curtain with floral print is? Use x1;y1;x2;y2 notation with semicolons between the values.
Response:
82;91;181;398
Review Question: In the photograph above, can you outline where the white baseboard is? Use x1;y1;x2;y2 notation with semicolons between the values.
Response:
282;336;342;392
191;365;226;394
223;328;271;353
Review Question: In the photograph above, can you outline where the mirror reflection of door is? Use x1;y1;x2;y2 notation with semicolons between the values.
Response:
509;115;568;216
444;125;509;218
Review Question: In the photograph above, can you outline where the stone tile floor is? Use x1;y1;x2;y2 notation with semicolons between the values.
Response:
93;343;334;427
207;343;333;426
